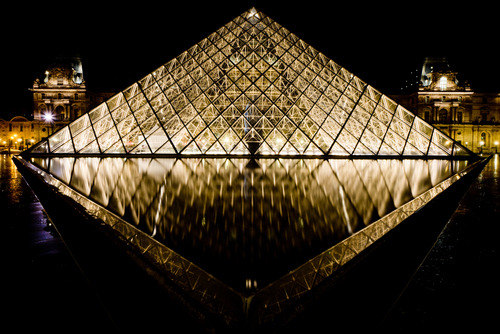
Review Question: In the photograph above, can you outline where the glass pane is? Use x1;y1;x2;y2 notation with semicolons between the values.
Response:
69;114;91;137
48;126;71;152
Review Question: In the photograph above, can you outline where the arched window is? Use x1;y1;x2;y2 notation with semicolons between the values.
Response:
55;105;65;120
439;76;447;91
481;132;486;142
439;109;448;123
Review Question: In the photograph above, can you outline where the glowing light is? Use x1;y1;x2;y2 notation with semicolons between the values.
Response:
43;112;54;122
480;141;485;146
439;76;447;91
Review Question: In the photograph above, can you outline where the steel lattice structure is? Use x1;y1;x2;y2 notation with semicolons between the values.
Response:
28;8;472;158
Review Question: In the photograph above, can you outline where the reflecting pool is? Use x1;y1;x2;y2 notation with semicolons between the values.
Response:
29;157;470;292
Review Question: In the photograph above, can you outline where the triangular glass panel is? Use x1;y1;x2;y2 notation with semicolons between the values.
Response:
353;141;374;156
303;141;323;155
359;129;382;155
171;128;193;152
196;128;218;153
206;140;226;154
219;128;240;153
232;141;250;155
402;142;424;156
378;142;399;156
53;140;74;154
145;128;170;153
280;141;299;155
256;141;274;155
182;140;202;154
289;128;310;154
329;142;349;156
453;143;473;156
97;127;121;152
156;139;177;154
104;139;126;154
80;140;100;154
427;142;448;156
73;127;97;152
313;129;334;154
266;128;287;153
407;129;430;154
254;117;274;139
30;141;49;154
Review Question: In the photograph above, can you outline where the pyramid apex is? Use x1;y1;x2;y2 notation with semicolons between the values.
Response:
246;7;261;21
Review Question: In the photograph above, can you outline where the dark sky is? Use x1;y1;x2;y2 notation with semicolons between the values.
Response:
4;0;499;119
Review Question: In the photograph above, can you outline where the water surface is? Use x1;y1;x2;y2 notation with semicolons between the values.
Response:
30;157;469;291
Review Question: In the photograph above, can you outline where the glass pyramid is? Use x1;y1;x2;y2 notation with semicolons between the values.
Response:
27;8;473;157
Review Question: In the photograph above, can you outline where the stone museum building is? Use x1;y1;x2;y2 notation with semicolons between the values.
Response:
390;57;500;154
0;57;113;152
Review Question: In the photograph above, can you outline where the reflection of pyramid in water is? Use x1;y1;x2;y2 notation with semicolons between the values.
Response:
30;8;472;157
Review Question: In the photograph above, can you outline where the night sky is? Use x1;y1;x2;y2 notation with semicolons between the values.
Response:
4;0;499;119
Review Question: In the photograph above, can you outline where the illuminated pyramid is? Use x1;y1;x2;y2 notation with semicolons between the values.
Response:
28;8;473;157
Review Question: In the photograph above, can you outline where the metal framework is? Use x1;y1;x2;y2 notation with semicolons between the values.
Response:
28;8;472;158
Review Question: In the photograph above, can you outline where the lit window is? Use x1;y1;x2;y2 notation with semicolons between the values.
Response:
439;76;447;91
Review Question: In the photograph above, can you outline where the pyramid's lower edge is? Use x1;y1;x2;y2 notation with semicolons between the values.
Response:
21;151;478;161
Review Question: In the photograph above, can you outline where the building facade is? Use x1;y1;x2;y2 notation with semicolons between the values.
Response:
0;57;113;152
31;58;88;123
0;116;44;152
391;57;500;154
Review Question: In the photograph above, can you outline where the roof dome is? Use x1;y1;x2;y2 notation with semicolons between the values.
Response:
10;116;29;122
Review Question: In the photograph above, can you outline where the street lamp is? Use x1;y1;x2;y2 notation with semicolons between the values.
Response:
494;141;498;153
479;140;485;155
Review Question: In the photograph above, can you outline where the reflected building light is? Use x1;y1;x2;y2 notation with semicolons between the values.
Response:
339;185;353;235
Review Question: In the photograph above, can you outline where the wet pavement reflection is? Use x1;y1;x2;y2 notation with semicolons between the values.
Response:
30;157;471;291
